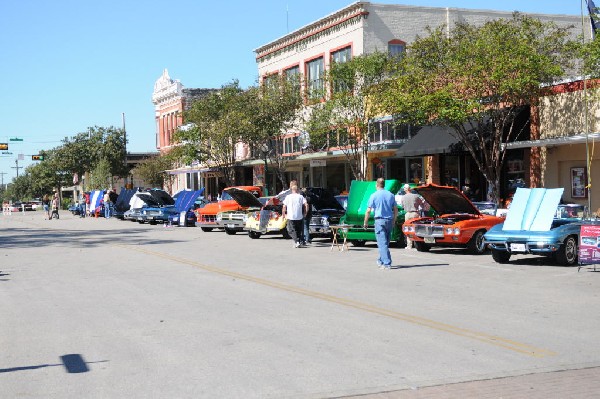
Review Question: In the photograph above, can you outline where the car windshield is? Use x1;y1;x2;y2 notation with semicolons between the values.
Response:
473;202;497;216
556;204;585;219
221;192;233;201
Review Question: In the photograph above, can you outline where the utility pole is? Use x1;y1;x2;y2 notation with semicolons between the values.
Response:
0;171;7;189
12;159;22;178
122;112;128;188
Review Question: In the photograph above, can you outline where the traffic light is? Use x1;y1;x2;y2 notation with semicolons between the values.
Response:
32;155;44;161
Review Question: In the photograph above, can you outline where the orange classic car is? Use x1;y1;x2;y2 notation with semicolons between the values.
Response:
402;184;505;254
196;186;263;232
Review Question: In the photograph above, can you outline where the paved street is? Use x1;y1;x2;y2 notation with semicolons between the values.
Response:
1;210;600;398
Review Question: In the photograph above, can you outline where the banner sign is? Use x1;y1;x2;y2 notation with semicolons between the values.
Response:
579;224;600;264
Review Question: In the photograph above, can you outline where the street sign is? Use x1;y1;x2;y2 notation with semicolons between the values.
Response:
9;137;23;141
2;151;13;155
0;143;8;150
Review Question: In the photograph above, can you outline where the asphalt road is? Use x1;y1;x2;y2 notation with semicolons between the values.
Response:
1;211;599;398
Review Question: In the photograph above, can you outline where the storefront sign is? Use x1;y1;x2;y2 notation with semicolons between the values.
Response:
310;160;326;167
579;224;600;264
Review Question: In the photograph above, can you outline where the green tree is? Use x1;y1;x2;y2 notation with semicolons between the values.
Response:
243;75;303;190
306;52;393;180
177;81;247;186
88;158;112;190
131;154;174;189
373;13;576;203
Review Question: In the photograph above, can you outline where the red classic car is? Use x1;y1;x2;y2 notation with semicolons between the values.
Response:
402;184;505;254
196;186;263;232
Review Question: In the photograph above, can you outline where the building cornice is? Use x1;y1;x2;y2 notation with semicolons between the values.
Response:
255;2;368;63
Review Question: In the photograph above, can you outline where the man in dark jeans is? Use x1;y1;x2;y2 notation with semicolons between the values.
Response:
282;185;308;248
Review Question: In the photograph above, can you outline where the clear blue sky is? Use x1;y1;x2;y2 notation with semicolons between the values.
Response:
0;0;589;183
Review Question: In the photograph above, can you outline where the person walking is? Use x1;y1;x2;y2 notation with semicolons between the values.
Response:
364;178;398;269
282;185;308;248
42;194;51;220
50;193;60;220
400;184;424;249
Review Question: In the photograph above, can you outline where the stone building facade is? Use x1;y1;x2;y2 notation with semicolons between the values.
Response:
253;1;582;199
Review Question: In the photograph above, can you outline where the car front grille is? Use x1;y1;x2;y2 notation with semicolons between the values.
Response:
414;224;444;237
200;215;216;223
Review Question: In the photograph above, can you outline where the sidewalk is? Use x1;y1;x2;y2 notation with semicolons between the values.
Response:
344;367;600;399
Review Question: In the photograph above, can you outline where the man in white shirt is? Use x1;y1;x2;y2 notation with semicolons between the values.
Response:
282;185;308;248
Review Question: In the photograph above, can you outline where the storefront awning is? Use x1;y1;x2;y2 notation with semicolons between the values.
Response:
395;126;460;157
503;132;600;149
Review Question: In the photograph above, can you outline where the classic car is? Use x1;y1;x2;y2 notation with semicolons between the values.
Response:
305;187;346;238
139;189;204;226
196;185;263;232
339;180;418;247
483;187;586;266
112;188;140;219
215;188;264;235
402;184;505;254
244;197;290;239
123;190;172;222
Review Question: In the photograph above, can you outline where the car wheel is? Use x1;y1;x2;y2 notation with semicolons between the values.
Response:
414;241;431;252
201;227;213;232
555;235;578;266
249;231;261;239
467;230;487;255
351;240;366;247
224;228;236;235
491;248;511;263
149;221;157;225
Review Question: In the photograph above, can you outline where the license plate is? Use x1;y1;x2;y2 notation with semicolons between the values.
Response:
424;237;436;244
510;243;526;252
227;224;236;228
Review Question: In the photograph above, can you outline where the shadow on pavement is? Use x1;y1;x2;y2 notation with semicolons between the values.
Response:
0;227;184;249
0;354;108;374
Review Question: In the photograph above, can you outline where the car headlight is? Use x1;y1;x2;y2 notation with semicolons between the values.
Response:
321;217;329;226
403;225;414;233
216;213;222;221
243;214;248;223
453;227;460;235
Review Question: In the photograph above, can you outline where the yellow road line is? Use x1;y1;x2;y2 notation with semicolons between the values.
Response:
119;245;556;358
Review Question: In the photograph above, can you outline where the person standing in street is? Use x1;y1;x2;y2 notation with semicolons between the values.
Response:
282;185;308;248
301;188;313;245
103;189;112;219
364;178;397;269
50;193;60;220
400;184;424;249
42;194;51;220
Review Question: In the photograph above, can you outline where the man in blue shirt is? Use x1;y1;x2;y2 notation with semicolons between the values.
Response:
363;178;398;269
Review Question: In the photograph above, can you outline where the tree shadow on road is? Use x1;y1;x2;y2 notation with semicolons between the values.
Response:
0;227;184;249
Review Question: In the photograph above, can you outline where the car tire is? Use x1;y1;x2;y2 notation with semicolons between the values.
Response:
491;248;511;263
351;240;366;247
201;227;213;232
414;241;431;252
467;230;487;255
555;235;578;266
249;231;261;239
224;228;236;235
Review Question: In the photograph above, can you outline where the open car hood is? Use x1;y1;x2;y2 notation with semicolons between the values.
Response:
305;187;345;211
416;184;479;215
224;187;263;208
172;188;205;212
147;189;175;206
503;187;564;232
131;193;163;208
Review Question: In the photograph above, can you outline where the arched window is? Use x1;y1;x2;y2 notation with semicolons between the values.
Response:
388;39;406;58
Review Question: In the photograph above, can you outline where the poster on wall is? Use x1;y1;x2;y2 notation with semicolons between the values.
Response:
571;167;587;198
579;225;600;264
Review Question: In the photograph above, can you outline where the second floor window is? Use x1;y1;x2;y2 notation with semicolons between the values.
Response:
331;46;352;94
388;39;406;59
306;57;324;100
284;65;301;92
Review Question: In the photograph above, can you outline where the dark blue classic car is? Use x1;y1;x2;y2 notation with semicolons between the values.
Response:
139;188;204;226
484;188;586;266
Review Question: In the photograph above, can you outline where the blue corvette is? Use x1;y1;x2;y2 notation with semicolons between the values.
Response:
484;188;586;266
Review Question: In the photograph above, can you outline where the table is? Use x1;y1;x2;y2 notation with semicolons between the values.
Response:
330;224;352;252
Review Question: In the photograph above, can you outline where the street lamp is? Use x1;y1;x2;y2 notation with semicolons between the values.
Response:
260;142;271;196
